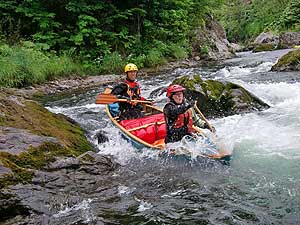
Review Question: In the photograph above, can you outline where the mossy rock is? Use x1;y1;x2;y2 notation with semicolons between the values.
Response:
173;75;269;118
253;43;275;53
271;49;300;71
0;88;94;188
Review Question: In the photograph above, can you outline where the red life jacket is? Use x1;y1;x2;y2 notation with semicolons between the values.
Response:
173;110;194;133
125;79;141;99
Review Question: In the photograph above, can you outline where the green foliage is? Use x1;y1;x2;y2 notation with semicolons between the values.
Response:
216;0;300;42
0;0;225;82
167;42;188;59
99;52;125;74
0;42;83;88
0;0;221;65
268;0;300;31
145;48;166;67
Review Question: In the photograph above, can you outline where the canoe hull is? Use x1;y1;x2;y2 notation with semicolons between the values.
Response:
104;104;232;162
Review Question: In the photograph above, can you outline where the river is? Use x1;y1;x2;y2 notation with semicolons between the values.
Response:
45;49;300;224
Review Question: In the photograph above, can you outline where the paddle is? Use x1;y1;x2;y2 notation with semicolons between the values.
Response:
193;102;215;133
193;102;231;158
95;93;154;105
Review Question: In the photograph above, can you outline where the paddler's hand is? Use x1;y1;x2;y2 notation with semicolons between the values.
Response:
204;123;216;133
185;100;195;109
117;95;131;101
146;99;155;105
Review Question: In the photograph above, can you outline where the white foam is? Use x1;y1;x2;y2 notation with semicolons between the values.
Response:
53;199;94;222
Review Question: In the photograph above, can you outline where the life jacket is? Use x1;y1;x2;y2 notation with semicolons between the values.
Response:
164;102;194;143
172;110;194;133
125;79;141;99
124;79;142;106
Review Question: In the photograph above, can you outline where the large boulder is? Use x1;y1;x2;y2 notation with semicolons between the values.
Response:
254;32;279;46
0;88;95;189
172;75;270;118
278;32;300;49
192;16;237;61
271;49;300;71
0;88;120;224
252;32;279;52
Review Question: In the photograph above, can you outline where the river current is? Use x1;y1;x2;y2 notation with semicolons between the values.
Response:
45;49;300;224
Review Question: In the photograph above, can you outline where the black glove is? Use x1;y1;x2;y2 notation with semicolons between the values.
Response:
185;100;195;109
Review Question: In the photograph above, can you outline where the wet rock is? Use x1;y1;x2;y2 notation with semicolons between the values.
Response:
77;151;119;174
47;157;81;170
0;126;60;155
271;49;300;71
95;130;109;144
251;31;279;52
173;75;270;118
278;32;300;49
0;191;30;222
149;86;168;99
0;161;12;178
253;43;276;53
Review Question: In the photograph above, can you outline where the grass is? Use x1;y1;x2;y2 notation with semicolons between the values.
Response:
0;42;84;88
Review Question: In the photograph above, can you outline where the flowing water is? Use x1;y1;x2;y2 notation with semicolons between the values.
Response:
45;49;300;224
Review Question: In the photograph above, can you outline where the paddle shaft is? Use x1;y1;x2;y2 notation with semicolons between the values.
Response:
95;93;153;104
193;103;215;133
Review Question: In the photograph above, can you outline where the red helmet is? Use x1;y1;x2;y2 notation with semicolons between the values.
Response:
166;84;186;98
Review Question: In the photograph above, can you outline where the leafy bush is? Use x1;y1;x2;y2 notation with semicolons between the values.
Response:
0;42;83;88
167;42;188;60
99;52;125;74
145;48;166;67
216;0;299;42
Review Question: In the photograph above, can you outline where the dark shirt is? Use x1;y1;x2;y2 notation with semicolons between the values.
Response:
163;100;192;143
111;79;144;120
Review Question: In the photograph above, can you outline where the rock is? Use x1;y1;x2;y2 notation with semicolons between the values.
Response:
252;32;279;52
0;89;95;190
95;130;109;144
271;49;300;71
149;87;168;99
47;157;81;170
278;32;300;49
253;43;276;53
192;16;235;61
0;191;30;221
0;126;60;155
172;75;270;118
0;161;12;178
229;43;244;52
77;151;118;174
254;32;279;46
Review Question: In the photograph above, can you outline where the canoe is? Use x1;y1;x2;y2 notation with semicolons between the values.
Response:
105;103;231;162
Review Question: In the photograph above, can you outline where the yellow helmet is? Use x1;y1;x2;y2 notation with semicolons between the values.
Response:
124;63;138;73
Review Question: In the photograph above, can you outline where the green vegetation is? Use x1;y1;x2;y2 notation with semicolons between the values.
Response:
0;0;224;88
1;0;299;87
0;42;84;87
0;89;94;187
271;49;300;71
216;0;300;42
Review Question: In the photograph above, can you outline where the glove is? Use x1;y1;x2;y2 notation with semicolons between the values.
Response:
185;100;195;109
146;99;155;105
